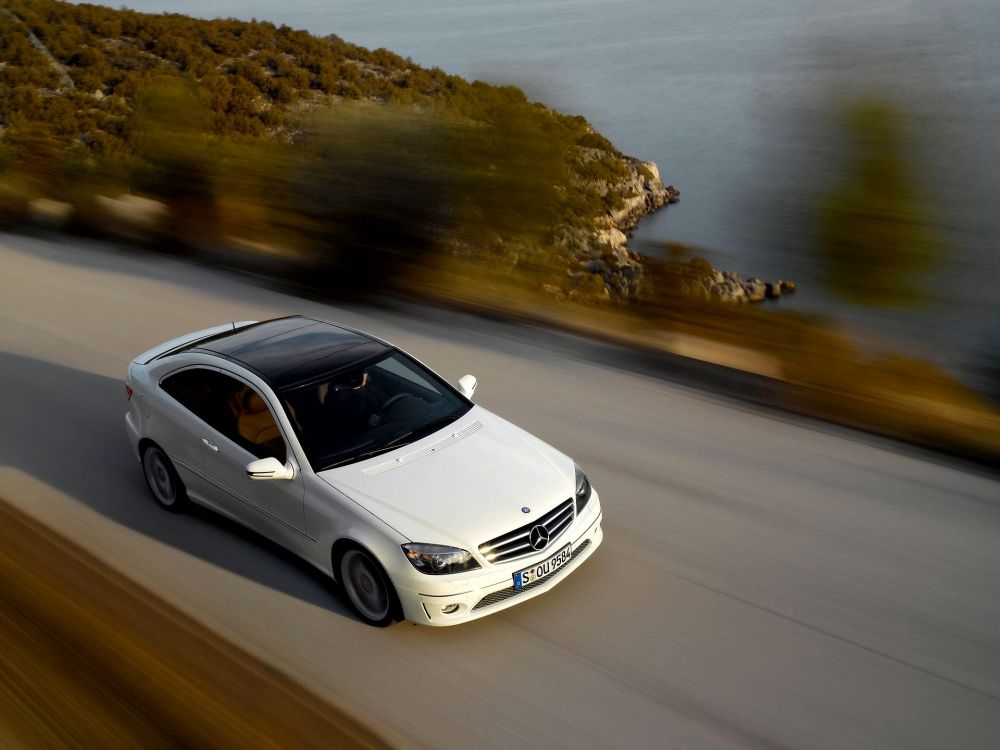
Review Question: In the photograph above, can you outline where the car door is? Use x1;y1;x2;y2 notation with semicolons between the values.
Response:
157;366;224;505
194;370;306;537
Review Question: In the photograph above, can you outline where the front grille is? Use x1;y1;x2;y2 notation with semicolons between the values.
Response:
478;498;574;564
472;540;591;611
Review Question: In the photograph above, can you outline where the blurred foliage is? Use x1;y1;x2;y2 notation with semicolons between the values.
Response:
0;182;29;229
636;250;712;303
0;0;626;244
287;107;454;295
286;103;566;295
817;99;939;307
129;82;219;246
0;0;645;305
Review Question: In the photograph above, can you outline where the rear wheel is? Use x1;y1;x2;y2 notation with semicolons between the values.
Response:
339;547;399;627
142;445;188;512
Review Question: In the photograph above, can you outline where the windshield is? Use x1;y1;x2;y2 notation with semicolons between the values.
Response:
280;350;471;471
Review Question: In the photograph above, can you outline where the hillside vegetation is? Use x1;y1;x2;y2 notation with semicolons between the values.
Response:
0;0;676;298
2;0;610;149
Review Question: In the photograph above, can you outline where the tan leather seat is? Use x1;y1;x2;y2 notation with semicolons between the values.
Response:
236;389;281;447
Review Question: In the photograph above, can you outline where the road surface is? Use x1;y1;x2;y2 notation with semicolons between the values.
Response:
1;232;998;748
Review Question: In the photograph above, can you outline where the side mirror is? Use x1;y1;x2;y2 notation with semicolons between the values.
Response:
246;456;295;481
458;374;477;400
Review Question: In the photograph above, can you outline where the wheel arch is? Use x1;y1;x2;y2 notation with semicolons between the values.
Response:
138;437;160;456
330;537;353;582
330;537;403;622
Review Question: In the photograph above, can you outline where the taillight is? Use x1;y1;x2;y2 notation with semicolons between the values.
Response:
126;384;133;400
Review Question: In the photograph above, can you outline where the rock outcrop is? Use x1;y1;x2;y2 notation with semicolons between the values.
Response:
556;157;679;300
682;267;797;304
563;155;792;305
607;159;680;233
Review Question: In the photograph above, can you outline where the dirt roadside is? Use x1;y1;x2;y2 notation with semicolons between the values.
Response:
0;498;393;749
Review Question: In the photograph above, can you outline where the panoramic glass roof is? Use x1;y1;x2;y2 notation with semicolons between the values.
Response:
188;316;390;389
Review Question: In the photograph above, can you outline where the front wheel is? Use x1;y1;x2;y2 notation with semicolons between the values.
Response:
142;445;188;512
339;547;399;627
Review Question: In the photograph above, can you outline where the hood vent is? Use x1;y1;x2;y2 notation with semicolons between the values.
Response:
362;421;483;476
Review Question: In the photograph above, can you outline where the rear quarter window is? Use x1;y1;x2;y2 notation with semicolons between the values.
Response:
160;368;221;425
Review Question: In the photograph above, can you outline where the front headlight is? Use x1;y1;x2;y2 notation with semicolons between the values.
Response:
575;463;592;514
402;543;481;575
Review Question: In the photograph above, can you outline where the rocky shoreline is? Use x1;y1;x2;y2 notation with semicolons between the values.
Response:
684;269;796;303
567;156;793;304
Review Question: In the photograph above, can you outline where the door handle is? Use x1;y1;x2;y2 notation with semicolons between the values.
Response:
202;438;219;452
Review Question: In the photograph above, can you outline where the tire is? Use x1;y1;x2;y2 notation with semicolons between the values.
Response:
338;546;400;627
141;444;188;512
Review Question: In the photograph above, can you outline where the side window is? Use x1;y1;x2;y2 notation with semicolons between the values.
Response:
211;374;287;463
162;368;287;463
161;368;220;425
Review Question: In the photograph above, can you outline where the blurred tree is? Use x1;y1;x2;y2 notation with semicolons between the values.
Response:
131;82;218;247
290;105;451;296
816;99;939;307
290;102;565;296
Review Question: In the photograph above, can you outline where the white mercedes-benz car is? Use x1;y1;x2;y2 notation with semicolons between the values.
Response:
125;316;603;626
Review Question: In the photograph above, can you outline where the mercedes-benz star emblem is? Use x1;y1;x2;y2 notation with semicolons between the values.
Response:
528;524;550;551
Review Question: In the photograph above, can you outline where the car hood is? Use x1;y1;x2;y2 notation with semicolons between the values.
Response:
317;406;575;549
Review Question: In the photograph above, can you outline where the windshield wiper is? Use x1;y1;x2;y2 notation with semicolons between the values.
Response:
383;429;415;450
364;414;464;459
410;412;465;439
317;412;467;471
320;440;412;471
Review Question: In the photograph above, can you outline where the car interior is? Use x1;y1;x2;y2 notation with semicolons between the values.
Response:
280;353;465;469
227;386;286;462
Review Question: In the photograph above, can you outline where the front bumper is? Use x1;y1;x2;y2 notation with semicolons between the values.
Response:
395;492;604;626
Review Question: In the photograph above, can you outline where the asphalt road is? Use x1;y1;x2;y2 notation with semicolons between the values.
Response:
2;232;999;749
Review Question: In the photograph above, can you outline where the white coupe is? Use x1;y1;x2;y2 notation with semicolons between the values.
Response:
125;316;603;626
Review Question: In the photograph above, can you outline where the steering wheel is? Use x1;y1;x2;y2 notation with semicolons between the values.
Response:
375;393;415;422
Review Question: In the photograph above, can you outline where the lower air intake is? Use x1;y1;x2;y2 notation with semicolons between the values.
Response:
471;540;591;611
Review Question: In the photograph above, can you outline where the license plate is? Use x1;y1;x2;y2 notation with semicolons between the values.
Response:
513;543;572;590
